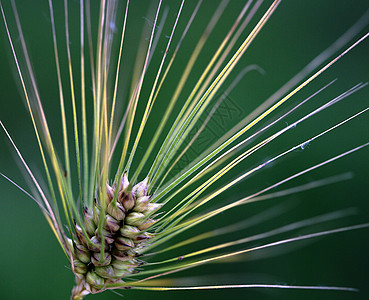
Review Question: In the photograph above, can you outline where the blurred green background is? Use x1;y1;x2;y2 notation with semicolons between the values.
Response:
0;1;368;299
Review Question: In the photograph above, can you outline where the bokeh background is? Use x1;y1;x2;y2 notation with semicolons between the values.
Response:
0;1;368;299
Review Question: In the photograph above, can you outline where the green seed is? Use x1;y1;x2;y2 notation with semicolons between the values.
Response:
95;228;115;245
119;192;135;211
104;214;120;232
144;202;162;214
125;212;146;226
86;271;104;288
112;258;139;270
73;259;87;276
95;265;115;279
83;207;96;236
91;252;112;267
137;219;156;231
75;243;91;264
132;178;148;198
120;225;141;238
115;236;134;251
133;196;150;212
106;202;125;221
87;236;108;252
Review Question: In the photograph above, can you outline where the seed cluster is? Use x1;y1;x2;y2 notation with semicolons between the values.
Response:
70;175;160;298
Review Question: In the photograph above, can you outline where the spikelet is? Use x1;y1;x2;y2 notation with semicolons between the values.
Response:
71;177;159;298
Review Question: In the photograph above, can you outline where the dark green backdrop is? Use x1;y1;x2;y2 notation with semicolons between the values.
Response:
0;1;368;299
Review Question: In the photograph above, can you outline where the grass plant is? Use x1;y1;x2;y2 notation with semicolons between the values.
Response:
0;1;368;299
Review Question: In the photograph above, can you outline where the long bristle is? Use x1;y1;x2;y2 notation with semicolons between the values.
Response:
0;1;368;299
